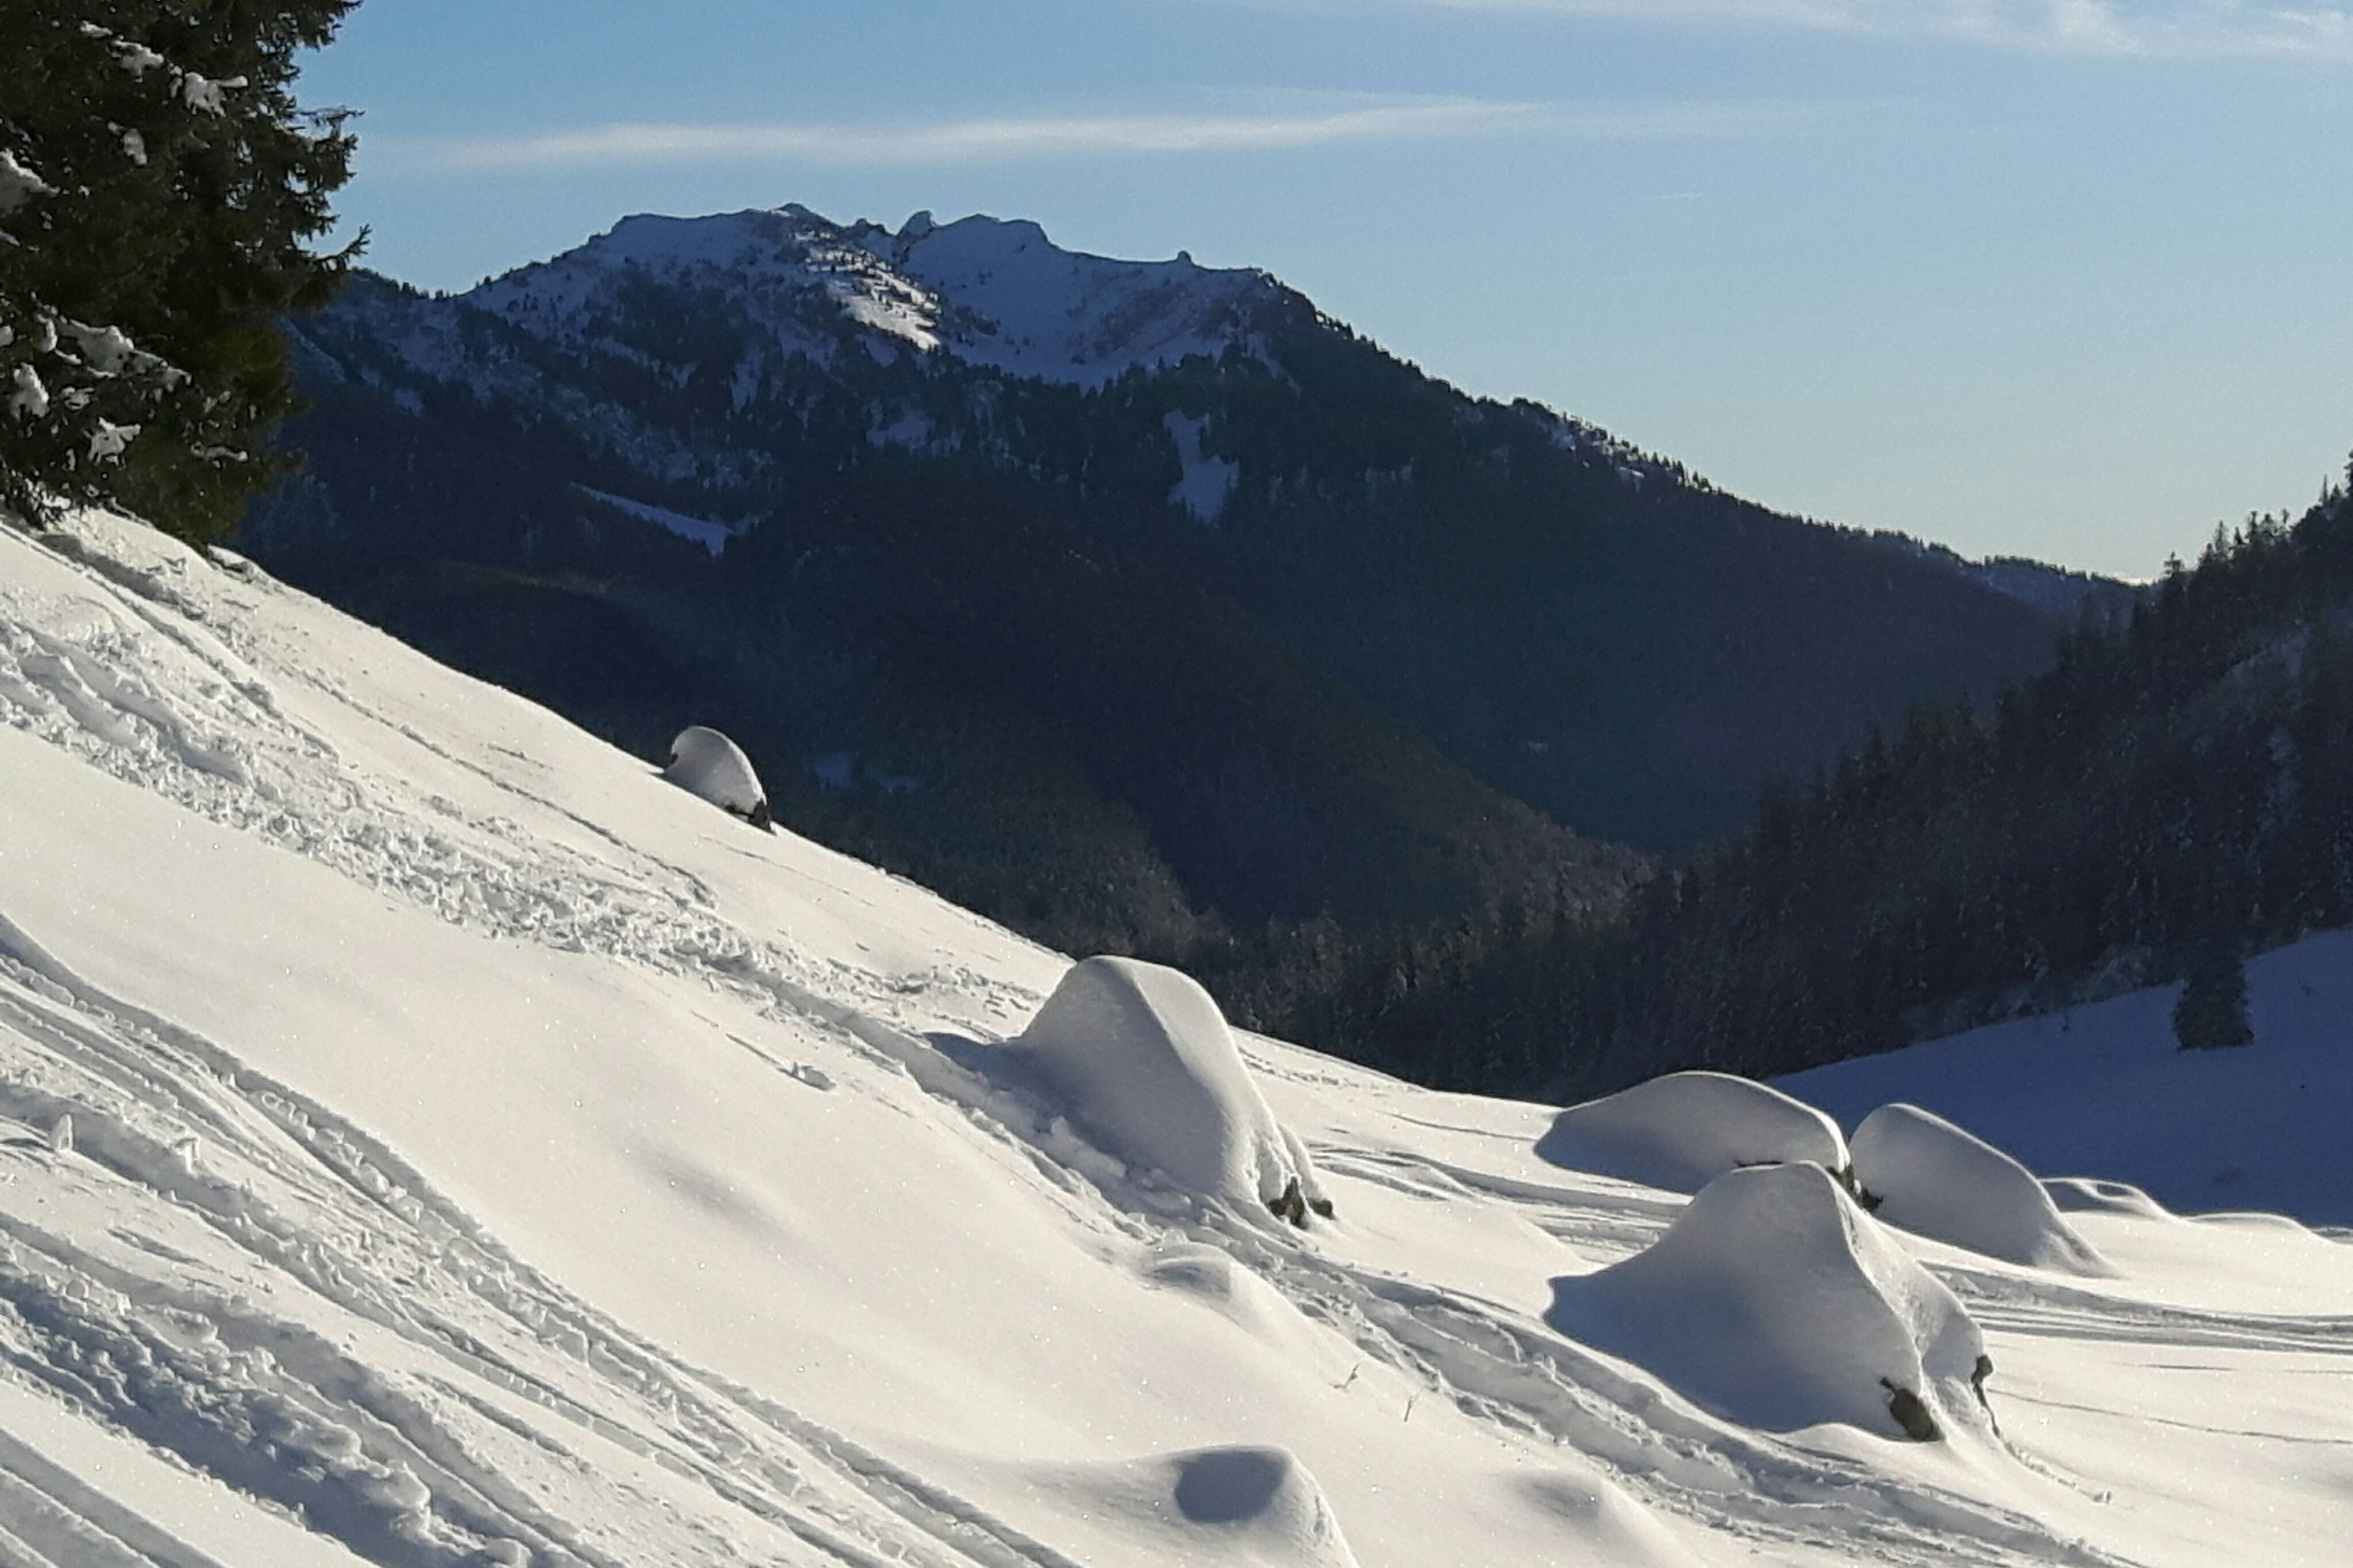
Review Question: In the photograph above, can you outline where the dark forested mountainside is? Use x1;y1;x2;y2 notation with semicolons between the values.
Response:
248;346;1647;956
240;207;2104;978
1306;481;2353;1100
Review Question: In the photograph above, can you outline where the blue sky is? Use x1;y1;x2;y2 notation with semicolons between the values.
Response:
299;1;2353;579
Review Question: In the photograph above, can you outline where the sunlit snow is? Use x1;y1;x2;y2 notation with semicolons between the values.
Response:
2;505;2350;1567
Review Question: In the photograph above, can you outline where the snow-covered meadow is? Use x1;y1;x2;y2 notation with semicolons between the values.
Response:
0;507;2347;1566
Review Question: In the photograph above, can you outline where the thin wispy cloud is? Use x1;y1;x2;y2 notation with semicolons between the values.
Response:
1229;1;2353;59
383;97;1820;175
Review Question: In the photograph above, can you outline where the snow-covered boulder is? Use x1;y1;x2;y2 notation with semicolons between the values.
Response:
1537;1071;1848;1193
1852;1104;2111;1275
1011;957;1328;1223
663;725;770;828
1548;1162;1991;1441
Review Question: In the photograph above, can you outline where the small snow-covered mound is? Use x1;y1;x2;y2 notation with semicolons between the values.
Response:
1143;1240;1306;1339
1012;957;1327;1222
1537;1071;1847;1193
1852;1104;2112;1275
1035;1445;1361;1567
1548;1163;1990;1441
2043;1176;2177;1220
663;725;770;827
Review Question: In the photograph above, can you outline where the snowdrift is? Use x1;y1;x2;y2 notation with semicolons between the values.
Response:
663;724;770;827
2043;1175;2177;1219
1852;1103;2111;1274
1019;1445;1362;1567
1537;1071;1849;1192
1011;956;1328;1221
1547;1163;1991;1441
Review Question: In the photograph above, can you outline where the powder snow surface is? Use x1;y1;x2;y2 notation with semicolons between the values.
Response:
2;505;2351;1568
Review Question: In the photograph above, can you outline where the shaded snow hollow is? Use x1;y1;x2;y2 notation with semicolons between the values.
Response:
1538;1071;1849;1192
1549;1163;1991;1442
1021;1444;1362;1568
1012;956;1328;1222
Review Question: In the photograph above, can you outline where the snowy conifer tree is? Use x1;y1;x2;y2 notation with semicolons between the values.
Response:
2173;941;2254;1052
0;1;358;543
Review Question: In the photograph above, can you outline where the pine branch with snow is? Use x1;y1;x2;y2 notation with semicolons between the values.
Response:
0;1;359;542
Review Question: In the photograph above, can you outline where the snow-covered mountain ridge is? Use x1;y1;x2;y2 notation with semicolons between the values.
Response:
6;504;2349;1567
290;200;1702;523
395;199;2111;620
462;203;1293;392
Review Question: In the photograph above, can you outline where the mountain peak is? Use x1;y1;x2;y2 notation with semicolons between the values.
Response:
462;202;1290;388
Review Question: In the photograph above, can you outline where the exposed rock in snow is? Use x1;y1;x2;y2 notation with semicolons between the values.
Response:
1851;1103;2112;1275
1538;1071;1849;1193
662;725;770;828
1011;956;1328;1222
1548;1162;1990;1441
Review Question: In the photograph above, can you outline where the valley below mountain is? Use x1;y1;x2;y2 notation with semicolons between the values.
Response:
238;204;2121;982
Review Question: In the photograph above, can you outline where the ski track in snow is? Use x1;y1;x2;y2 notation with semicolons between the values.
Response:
2;509;2346;1568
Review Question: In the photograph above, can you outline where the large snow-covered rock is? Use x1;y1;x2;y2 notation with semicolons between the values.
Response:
663;725;770;827
1548;1163;1990;1441
1011;956;1326;1221
1851;1103;2111;1275
1537;1072;1849;1193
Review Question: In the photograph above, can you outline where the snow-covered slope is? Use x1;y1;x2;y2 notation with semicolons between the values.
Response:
3;506;2350;1568
1781;928;2353;1230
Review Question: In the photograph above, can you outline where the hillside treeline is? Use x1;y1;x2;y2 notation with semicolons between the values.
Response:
1227;476;2353;1098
